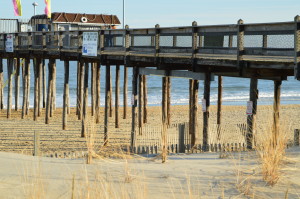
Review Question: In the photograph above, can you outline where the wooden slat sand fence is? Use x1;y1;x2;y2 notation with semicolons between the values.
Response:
133;122;247;154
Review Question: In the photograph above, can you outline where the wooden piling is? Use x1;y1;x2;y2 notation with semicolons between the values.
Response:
81;61;89;138
76;61;80;116
143;75;148;123
96;62;101;124
33;58;40;121
63;60;69;130
166;77;171;126
104;64;111;144
50;60;56;117
246;78;258;149
7;58;13;119
52;60;56;111
203;73;211;151
38;58;42;117
78;60;84;120
273;80;281;144
191;80;199;147
14;58;20;111
162;77;168;163
26;58;31;116
22;58;29;119
138;74;143;134
0;58;3;110
189;79;194;135
91;62;96;116
42;59;46;109
217;76;222;125
45;59;54;124
109;74;113;118
123;66;128;119
131;66;138;151
115;65;120;128
95;62;101;124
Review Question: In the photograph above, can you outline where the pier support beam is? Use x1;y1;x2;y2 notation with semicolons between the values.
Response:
76;62;80;116
162;76;168;163
191;80;199;148
217;76;223;125
38;58;43;117
104;64;111;145
0;58;3;110
143;75;148;124
166;77;171;126
63;60;69;130
138;74;143;134
273;80;281;145
14;58;20;111
42;59;46;109
91;62;96;116
78;60;84;120
81;61;89;138
45;59;54;124
33;59;41;121
7;58;13;119
123;66;128;119
95;63;101;124
50;60;56;117
203;73;211;151
115;65;120;128
247;78;258;149
22;58;30;119
131;66;138;151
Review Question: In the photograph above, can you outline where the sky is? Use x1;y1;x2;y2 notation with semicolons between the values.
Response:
1;0;300;28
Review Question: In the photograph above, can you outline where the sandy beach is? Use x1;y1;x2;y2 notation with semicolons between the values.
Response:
0;104;300;198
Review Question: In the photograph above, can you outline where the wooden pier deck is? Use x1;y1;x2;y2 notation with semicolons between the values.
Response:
0;17;300;158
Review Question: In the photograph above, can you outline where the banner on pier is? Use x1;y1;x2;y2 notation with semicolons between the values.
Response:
12;0;22;16
82;32;98;57
44;0;51;18
5;34;14;52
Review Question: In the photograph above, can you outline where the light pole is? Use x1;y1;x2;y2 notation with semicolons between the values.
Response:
123;0;125;29
32;2;38;16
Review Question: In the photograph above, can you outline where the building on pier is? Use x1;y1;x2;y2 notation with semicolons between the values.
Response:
29;12;121;32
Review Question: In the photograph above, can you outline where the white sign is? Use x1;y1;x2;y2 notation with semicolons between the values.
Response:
246;101;253;115
5;34;14;52
82;32;98;57
202;99;207;112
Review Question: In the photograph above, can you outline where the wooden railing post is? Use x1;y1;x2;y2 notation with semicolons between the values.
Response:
78;31;83;53
59;31;63;51
28;32;32;49
155;24;160;64
237;19;245;76
294;15;300;80
192;21;198;71
263;34;268;48
14;33;19;50
42;32;46;50
100;28;105;51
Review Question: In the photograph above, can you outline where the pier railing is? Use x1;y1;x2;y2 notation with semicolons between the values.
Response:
0;19;298;65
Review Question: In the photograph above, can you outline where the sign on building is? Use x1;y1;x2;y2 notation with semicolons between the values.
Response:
82;32;98;57
5;34;14;52
202;99;207;112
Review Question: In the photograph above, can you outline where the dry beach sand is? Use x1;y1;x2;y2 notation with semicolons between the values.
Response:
0;104;299;198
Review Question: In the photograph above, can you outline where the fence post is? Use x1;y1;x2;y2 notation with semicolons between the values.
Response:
34;131;40;156
178;123;185;153
294;129;300;146
294;15;300;80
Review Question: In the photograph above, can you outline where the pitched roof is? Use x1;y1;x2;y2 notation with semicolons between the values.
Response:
31;12;121;25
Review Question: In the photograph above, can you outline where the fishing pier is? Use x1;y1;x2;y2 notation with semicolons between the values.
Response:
0;16;299;156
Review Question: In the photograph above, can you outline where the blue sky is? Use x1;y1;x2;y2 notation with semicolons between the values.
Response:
1;0;300;28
